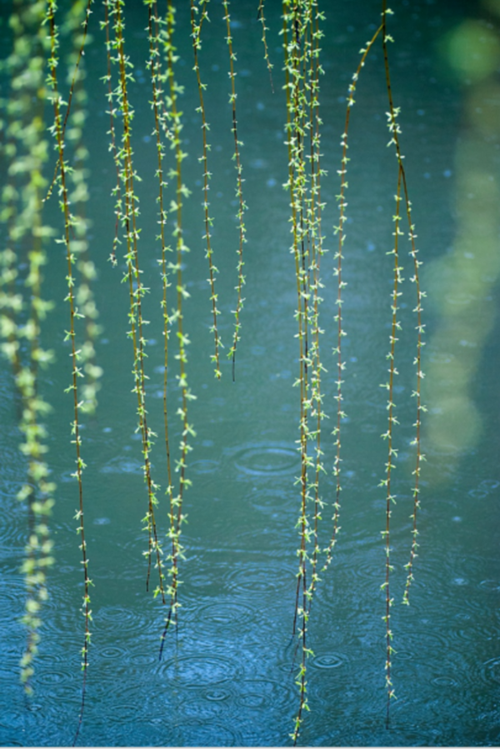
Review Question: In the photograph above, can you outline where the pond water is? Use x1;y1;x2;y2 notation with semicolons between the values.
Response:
1;0;499;746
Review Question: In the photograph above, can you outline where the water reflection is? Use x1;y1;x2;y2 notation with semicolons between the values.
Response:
442;19;500;83
1;2;499;746
424;9;500;475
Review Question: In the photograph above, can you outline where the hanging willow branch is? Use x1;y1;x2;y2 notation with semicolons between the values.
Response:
102;0;122;266
46;1;94;739
283;3;310;741
222;0;247;381
159;0;196;655
379;7;426;606
64;0;102;421
106;0;166;602
282;1;329;742
379;162;403;724
257;0;274;92
0;0;54;697
144;0;177;644
323;23;383;576
305;0;326;609
190;0;223;379
0;3;429;741
380;2;426;722
44;0;93;205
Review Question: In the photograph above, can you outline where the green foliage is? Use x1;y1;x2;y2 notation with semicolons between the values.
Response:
103;0;168;619
281;1;329;740
190;0;223;378
0;1;427;743
223;0;247;380
44;1;98;740
0;0;54;696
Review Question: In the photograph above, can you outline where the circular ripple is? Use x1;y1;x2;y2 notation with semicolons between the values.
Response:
99;645;128;660
393;631;450;662
41;682;82;702
178;697;224;720
0;444;25;485
0;708;26;731
96;605;149;636
480;579;500;592
236;678;293;710
194;601;253;631
174;721;238;747
481;657;500;686
106;703;142;724
248;488;296;517
309;555;382;601
312;653;344;669
227;565;295;594
100;457;143;475
232;442;297;477
445;292;474;306
160;655;235;687
431;675;460;688
37;669;71;686
189;573;219;590
238;692;267;709
191;459;220;475
0;498;29;556
183;560;234;596
34;604;81;638
479;479;500;492
93;681;169;716
468;488;488;499
35;648;80;670
204;687;231;702
0;479;25;501
0;578;25;619
447;603;494;640
129;652;156;667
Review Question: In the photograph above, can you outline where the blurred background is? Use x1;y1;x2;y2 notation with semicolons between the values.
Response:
0;0;499;745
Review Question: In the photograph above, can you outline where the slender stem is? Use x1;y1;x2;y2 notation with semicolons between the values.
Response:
323;23;383;574
380;5;425;605
0;0;55;698
223;0;247;380
102;0;123;266
380;163;403;727
110;0;165;602
46;2;91;739
44;0;93;205
257;0;274;92
283;2;322;743
306;0;326;607
158;1;194;655
190;0;222;378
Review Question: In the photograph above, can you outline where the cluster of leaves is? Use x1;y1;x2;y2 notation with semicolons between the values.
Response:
281;0;329;740
280;2;426;741
0;3;426;745
0;0;55;695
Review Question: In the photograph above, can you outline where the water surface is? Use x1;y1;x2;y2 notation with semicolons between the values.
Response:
1;0;499;746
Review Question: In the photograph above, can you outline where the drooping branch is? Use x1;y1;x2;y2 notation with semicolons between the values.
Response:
223;0;247;381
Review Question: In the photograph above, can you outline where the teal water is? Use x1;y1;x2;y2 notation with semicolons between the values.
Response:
1;0;500;746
